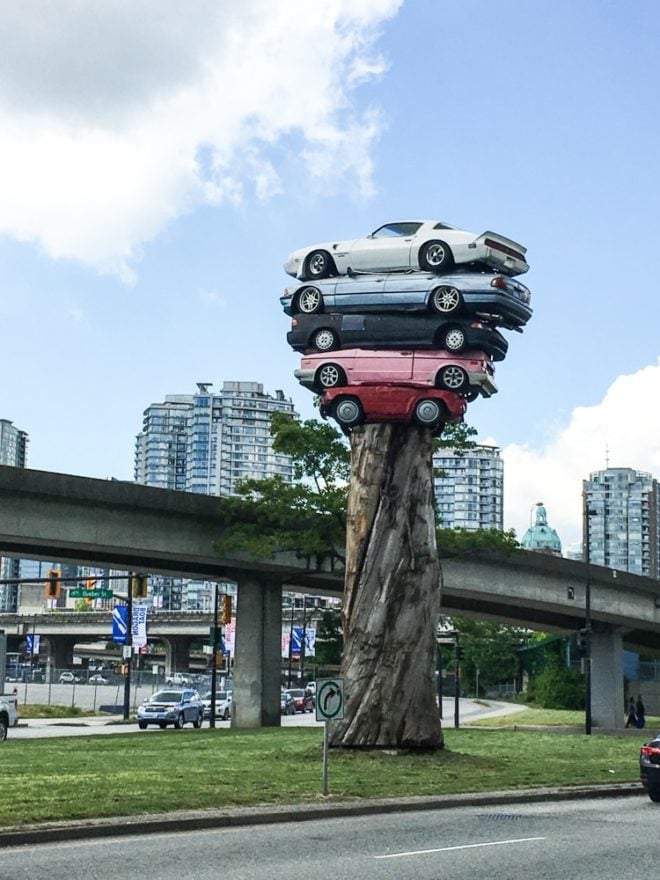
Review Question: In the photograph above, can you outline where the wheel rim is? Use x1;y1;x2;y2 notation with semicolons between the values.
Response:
444;328;466;350
335;399;361;424
425;243;446;267
433;287;460;313
415;399;441;425
318;365;341;387
308;252;327;276
441;367;466;389
298;287;321;313
313;329;336;351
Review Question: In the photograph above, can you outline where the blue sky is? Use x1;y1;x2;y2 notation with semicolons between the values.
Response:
2;0;660;547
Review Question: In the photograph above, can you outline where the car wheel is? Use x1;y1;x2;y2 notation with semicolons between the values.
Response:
463;389;479;402
648;786;660;803
174;713;184;729
419;240;454;273
193;712;203;729
159;722;167;729
442;326;467;352
312;328;338;351
297;286;323;315
437;365;468;392
316;363;346;389
333;396;364;428
0;719;7;742
138;721;148;730
430;286;462;315
413;398;444;429
304;250;335;280
223;708;230;721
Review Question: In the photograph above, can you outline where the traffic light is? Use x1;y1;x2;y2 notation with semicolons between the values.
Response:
455;645;464;661
45;569;62;600
86;578;96;590
576;628;589;655
221;594;232;625
132;574;148;599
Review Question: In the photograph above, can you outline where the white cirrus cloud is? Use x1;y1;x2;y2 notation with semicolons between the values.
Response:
0;0;402;280
490;360;660;549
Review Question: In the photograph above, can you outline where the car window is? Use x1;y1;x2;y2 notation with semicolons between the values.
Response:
153;690;183;701
432;222;456;230
371;222;422;239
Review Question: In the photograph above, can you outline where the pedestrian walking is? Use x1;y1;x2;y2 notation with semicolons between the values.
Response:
636;695;646;729
625;696;637;728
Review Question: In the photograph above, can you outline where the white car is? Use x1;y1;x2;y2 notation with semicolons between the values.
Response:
283;220;528;281
202;690;232;720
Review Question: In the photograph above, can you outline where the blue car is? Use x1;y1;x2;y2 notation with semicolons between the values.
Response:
137;688;205;729
281;270;532;330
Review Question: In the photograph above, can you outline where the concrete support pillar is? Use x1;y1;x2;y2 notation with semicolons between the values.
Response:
51;636;78;670
233;577;283;729
591;625;624;729
161;636;195;677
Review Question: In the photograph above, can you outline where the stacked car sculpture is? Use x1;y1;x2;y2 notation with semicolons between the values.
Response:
282;220;531;433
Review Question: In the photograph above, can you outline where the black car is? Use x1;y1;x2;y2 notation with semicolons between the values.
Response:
287;313;508;361
640;734;660;801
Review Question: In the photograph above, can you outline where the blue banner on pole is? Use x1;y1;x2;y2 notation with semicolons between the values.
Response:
112;606;129;644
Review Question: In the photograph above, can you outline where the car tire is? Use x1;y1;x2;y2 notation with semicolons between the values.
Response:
648;785;660;803
223;708;230;721
419;240;454;273
138;721;148;730
463;389;479;402
193;712;203;729
312;328;338;351
296;286;323;315
333;396;364;428
316;363;346;389
430;286;462;315
174;713;184;729
0;719;7;742
413;398;444;429
304;250;335;280
437;365;469;392
159;722;167;729
442;326;467;352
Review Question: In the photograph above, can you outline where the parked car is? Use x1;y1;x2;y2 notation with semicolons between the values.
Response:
640;734;660;801
283;688;315;713
88;674;109;685
283;220;528;280
280;692;296;715
281;271;532;329
201;690;233;720
294;348;497;399
320;385;466;433
287;313;508;361
137;688;205;729
166;672;191;686
58;671;82;684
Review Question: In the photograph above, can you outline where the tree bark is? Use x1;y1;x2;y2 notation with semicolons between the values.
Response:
329;422;443;750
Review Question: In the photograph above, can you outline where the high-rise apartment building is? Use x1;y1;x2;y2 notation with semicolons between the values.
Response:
582;467;660;577
0;419;29;610
135;382;298;609
433;444;503;531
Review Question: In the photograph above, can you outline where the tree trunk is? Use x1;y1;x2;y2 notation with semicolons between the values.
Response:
329;422;443;750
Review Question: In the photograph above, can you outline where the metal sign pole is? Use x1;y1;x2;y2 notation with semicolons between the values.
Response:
322;721;330;796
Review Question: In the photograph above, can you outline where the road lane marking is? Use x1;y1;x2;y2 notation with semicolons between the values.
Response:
375;836;546;859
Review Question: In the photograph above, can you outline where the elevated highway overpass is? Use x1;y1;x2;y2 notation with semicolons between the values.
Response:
2;463;660;728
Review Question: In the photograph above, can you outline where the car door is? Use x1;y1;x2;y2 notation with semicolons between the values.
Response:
333;274;386;311
351;349;414;384
347;223;421;271
382;272;434;311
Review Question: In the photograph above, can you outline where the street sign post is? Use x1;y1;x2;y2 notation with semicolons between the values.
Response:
315;677;344;795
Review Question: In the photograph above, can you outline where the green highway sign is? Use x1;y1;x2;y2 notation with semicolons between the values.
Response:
69;588;113;599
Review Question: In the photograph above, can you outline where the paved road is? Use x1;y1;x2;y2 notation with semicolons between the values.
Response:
0;796;654;879
10;698;525;739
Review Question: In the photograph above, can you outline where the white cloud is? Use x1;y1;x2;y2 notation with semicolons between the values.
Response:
0;0;401;279
495;360;660;549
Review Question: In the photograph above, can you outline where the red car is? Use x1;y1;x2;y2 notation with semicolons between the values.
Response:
283;688;314;713
320;385;466;433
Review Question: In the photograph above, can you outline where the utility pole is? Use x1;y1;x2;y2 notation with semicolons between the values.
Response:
210;583;219;728
123;573;133;721
584;504;596;736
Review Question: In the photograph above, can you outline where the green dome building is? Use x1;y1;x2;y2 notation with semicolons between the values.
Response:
521;502;562;556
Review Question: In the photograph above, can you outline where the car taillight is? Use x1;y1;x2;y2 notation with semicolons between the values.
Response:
470;321;484;328
283;289;293;298
291;318;298;327
641;746;660;756
484;238;525;261
490;276;507;290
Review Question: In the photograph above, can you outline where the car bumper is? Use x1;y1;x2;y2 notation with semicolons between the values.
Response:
294;367;316;390
640;760;660;789
137;710;179;722
466;368;498;398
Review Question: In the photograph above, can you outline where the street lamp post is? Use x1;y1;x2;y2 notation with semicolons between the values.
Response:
584;504;597;736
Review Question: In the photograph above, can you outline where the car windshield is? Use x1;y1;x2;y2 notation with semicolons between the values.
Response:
203;691;228;701
371;222;422;239
286;690;304;698
151;690;182;702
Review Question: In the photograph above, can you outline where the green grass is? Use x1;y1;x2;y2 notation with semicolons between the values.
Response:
466;707;660;728
17;704;97;720
0;726;648;829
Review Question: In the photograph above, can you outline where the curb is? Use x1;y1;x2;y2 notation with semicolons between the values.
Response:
0;783;644;849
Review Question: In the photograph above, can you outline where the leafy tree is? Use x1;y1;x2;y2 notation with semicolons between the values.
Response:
528;654;585;710
442;616;528;696
313;607;343;666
